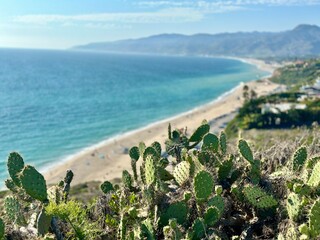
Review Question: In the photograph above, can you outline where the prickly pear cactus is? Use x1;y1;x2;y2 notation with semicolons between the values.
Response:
5;179;17;193
238;139;254;164
218;157;233;181
189;123;210;142
101;181;114;194
243;185;277;209
208;195;224;215
309;199;320;238
286;193;301;221
129;146;140;161
191;218;206;240
307;161;320;187
292;146;307;171
151;141;162;158
202;133;219;152
20;165;48;202
7;152;24;187
204;206;220;226
37;209;51;236
160;202;188;226
193;170;214;201
122;170;133;189
219;131;227;154
143;147;159;162
249;160;261;185
305;156;320;169
163;219;183;240
139;142;146;157
138;218;155;240
0;218;4;239
47;186;62;204
145;155;156;186
173;161;191;186
4;196;25;225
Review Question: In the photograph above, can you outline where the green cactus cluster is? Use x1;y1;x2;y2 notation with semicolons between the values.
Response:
1;121;320;239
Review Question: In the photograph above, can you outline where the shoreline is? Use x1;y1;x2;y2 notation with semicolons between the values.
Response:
44;58;281;185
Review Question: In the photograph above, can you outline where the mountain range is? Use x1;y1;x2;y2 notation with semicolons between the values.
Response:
73;24;320;59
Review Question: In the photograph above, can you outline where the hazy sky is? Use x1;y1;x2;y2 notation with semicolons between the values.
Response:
0;0;320;49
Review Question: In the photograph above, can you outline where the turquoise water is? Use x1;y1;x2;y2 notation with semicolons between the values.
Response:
0;49;267;182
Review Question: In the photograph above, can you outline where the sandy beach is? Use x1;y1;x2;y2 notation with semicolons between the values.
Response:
44;59;282;185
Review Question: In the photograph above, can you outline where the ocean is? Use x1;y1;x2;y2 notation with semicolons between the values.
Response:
0;48;268;183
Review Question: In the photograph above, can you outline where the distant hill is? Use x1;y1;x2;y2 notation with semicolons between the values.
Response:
73;24;320;59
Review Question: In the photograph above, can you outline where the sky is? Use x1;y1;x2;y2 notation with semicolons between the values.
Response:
0;0;320;49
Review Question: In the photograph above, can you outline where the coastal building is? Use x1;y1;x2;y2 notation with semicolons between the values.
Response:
299;78;320;99
261;103;306;114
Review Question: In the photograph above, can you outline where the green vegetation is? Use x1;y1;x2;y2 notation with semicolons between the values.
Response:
0;122;320;239
270;59;320;86
225;92;320;137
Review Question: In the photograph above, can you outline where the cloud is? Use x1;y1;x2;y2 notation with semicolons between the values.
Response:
136;0;320;8
13;8;203;26
13;0;320;27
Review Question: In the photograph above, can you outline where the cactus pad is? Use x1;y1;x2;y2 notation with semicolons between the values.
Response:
309;199;320;238
173;161;191;186
238;139;254;164
194;170;214;201
145;155;156;186
202;133;219;152
191;218;206;240
208;195;225;215
101;181;114;194
5;179;17;192
151;141;162;158
7;152;24;187
307;161;320;187
139;142;146;156
189;124;210;142
160;202;188;226
292;146;307;171
0;218;4;239
219;131;227;154
218;158;233;181
286;193;301;221
243;185;277;209
305;156;320;169
129;146;140;161
20;165;48;202
249;160;261;185
122;170;133;189
37;209;51;236
143;147;159;162
204;206;220;226
4;196;25;225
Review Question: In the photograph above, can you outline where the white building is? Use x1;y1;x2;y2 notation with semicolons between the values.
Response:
261;103;306;114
